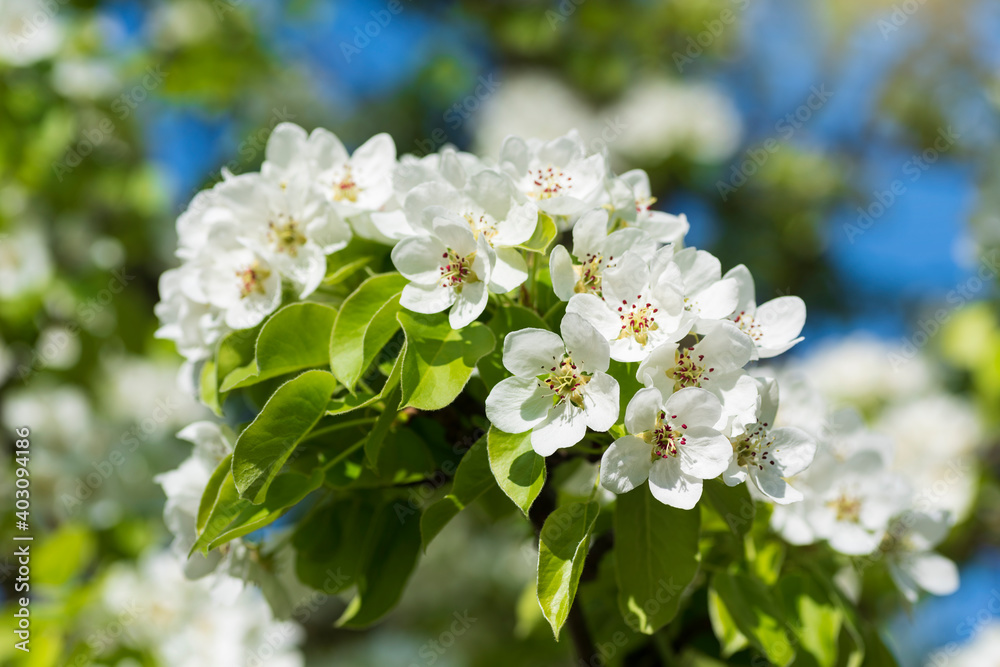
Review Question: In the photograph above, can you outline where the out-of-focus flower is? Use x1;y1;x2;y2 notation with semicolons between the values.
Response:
0;227;53;300
0;0;65;66
102;551;305;667
606;77;742;165
51;57;121;100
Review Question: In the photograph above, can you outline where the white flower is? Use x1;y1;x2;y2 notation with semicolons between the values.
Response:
549;208;654;301
600;387;732;509
723;264;806;359
154;265;228;362
397;170;539;292
928;621;1000;667
485;313;619;455
500;130;606;216
215;173;350;298
637;320;759;431
800;451;910;555
883;511;959;602
565;251;685;362
604;170;689;245
391;213;494;329
0;226;52;300
653;246;739;330
723;376;816;504
0;0;65;66
262;122;396;215
197;246;283;330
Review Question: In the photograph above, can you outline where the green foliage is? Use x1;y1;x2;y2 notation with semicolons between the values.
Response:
420;433;494;548
487;426;547;516
537;501;601;638
232;370;339;503
614;484;701;635
397;310;496;410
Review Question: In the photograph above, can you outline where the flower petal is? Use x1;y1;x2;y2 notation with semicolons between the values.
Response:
600;435;652;495
648;458;703;509
581;371;619;431
663;387;722;430
677;426;731;479
449;280;488;328
485;376;553;435
400;281;455;315
530;400;588;455
566;293;621;340
560;312;610;373
489;247;529;293
502;328;566;377
549;244;578;302
755;296;806;358
625;387;663;435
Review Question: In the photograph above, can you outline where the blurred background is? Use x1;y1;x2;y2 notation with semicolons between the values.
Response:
0;0;998;665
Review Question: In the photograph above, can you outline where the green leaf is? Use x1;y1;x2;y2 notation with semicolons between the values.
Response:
327;342;405;416
708;586;750;657
537;501;601;638
702;479;756;537
711;572;796;666
478;304;548;390
421;433;494;549
519;212;558;253
192;466;324;554
397;310;496;411
614;484;701;634
336;499;423;628
329;272;408;390
197;453;236;534
487;426;546;516
33;524;95;587
294;496;375;594
220;303;338;391
363;384;401;469
777;575;842;667
232;370;338;503
200;358;221;415
323;237;389;286
607;360;643;423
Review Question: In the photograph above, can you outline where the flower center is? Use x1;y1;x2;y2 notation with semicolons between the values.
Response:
635;195;657;214
268;215;306;256
643;410;687;460
528;166;571;200
733;310;762;341
542;356;590;408
733;422;775;471
236;261;270;299
439;249;478;291
665;346;716;390
827;493;862;523
332;165;360;202
463;212;499;243
573;252;607;295
616;295;659;345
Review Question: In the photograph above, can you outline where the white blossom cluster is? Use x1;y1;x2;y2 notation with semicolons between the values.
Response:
762;337;978;603
157;124;962;609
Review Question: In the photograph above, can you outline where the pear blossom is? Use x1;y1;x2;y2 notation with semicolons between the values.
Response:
637;320;759;431
395;170;539;292
154;264;228;362
262;122;396;215
605;170;689;245
723;377;817;503
215;173;350;298
549;208;654;301
500;130;606;216
485;313;620;455
565;251;686;362
600;387;732;509
391;214;494;329
652;247;739;331
882;511;959;602
723;264;806;359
